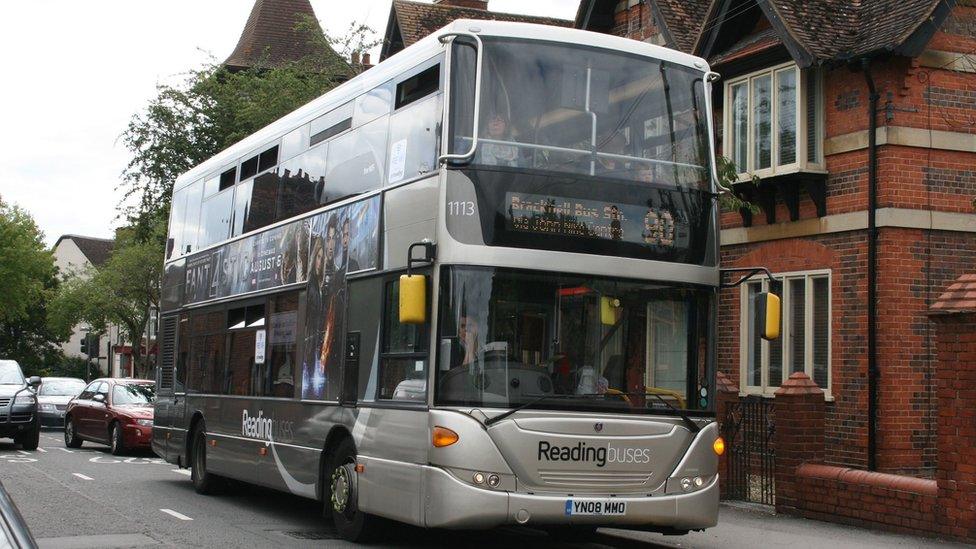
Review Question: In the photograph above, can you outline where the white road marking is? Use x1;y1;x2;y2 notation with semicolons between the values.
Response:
36;447;47;453
17;450;30;456
160;509;193;521
72;473;93;481
56;447;74;453
172;469;191;476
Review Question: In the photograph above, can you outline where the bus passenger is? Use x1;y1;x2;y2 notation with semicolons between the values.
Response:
481;113;520;167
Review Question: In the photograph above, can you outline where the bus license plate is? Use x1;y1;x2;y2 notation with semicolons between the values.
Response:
564;499;627;516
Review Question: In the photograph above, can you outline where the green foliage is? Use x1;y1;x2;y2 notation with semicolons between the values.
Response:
119;19;378;239
715;156;761;214
0;197;56;323
0;197;64;371
30;356;91;381
50;224;165;376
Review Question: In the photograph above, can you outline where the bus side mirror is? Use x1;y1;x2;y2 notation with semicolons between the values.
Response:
600;296;620;325
399;274;427;325
755;292;781;340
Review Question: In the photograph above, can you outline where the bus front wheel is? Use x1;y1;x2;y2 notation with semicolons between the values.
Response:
327;437;379;542
190;422;224;495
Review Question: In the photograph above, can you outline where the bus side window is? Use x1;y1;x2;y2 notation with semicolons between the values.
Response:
387;93;441;185
325;115;389;200
378;279;428;401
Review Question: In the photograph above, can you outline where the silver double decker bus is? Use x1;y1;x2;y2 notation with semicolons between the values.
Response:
153;19;779;542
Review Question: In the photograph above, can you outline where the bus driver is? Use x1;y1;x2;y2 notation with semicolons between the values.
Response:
450;314;481;369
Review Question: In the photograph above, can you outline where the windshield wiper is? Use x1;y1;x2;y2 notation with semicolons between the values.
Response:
484;393;610;426
644;392;701;433
483;392;702;433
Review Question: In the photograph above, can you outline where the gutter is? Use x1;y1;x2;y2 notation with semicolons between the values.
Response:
861;57;880;472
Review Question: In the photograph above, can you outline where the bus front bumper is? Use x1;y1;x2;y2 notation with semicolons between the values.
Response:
422;466;718;531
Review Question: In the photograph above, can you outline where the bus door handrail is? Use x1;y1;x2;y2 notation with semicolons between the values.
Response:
438;30;484;166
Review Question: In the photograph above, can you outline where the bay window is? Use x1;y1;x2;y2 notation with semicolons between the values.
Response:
741;270;830;396
724;63;822;178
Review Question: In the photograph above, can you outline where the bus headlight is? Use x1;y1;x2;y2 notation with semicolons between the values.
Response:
681;476;705;492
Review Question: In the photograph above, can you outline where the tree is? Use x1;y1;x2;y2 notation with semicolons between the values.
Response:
118;19;378;239
0;197;65;374
0;197;55;323
50;225;164;378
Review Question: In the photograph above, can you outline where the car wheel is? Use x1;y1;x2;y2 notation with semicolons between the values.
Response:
64;417;83;448
110;422;125;456
327;437;380;542
190;422;223;495
15;423;39;451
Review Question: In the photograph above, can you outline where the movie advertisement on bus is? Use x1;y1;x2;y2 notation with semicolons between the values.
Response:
301;196;380;400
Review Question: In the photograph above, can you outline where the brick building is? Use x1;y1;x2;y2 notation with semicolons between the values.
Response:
380;0;572;61
577;0;976;526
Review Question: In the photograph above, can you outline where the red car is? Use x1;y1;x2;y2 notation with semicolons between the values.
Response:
64;378;155;455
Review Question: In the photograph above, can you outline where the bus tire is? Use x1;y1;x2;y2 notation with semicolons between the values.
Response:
327;437;379;542
190;422;224;495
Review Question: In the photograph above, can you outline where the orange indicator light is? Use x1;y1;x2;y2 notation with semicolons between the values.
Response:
432;426;459;448
713;436;726;456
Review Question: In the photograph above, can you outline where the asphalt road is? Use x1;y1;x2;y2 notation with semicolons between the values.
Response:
0;430;967;549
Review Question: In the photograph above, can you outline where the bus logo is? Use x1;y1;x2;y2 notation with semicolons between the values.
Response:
594;422;604;432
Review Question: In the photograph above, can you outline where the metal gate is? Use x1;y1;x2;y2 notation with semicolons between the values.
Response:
722;396;775;505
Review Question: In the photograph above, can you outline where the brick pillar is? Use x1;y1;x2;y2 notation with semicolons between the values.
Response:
714;371;738;497
774;372;825;514
930;309;976;541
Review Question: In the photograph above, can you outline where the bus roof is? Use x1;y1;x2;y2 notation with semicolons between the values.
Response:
173;19;710;192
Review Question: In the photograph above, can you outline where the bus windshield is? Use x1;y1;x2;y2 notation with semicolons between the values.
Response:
435;267;712;414
449;38;712;189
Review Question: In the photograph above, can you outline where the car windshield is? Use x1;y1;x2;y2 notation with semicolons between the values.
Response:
435;267;713;414
112;384;156;405
0;361;25;385
450;38;711;188
39;380;86;396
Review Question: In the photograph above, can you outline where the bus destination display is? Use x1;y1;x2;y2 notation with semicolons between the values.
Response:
505;192;689;249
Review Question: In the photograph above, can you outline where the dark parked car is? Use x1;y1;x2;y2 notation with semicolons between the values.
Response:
36;377;86;428
0;479;37;549
0;360;41;450
64;378;155;455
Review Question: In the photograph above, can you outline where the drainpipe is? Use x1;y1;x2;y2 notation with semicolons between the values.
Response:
862;57;879;471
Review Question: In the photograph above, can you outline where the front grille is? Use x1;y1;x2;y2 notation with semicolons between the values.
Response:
0;412;32;423
538;470;651;488
0;398;9;408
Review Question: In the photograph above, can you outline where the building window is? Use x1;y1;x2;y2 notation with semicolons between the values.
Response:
724;63;822;177
740;270;830;396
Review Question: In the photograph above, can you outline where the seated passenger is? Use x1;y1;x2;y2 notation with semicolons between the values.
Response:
480;113;520;167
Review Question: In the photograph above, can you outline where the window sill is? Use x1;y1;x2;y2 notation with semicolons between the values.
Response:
734;163;826;184
740;390;834;402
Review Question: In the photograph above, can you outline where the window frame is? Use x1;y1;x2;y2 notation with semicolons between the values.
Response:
375;272;430;404
723;62;824;180
738;269;832;398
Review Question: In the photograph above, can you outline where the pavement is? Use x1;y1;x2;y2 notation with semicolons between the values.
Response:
0;429;967;549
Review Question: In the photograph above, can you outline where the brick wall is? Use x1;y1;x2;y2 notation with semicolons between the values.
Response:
931;306;976;541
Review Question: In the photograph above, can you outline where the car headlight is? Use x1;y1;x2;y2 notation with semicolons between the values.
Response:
14;395;36;405
38;403;55;411
136;419;153;427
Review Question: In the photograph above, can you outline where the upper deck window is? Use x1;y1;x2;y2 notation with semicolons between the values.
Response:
448;39;712;189
396;64;439;109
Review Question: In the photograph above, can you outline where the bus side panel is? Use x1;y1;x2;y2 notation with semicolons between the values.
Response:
355;407;428;526
383;176;439;270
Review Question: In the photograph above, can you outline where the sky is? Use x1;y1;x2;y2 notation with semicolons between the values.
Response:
0;0;579;247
